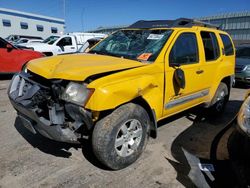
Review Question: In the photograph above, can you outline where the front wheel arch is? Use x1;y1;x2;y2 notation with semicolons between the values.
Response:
131;97;158;138
95;97;158;139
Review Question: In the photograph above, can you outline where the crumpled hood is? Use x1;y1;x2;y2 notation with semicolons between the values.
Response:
27;53;145;81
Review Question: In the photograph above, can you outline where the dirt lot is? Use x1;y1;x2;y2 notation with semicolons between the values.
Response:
1;77;250;188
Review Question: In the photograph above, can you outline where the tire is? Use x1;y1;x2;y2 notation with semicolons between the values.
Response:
209;82;229;114
92;103;150;170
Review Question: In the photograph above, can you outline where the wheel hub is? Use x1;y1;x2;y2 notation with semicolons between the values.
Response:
115;119;143;157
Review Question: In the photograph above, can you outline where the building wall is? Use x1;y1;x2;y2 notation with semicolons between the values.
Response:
89;12;250;44
0;8;65;39
199;12;250;43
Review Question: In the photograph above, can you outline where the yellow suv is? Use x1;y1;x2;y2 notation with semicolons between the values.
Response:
8;18;235;170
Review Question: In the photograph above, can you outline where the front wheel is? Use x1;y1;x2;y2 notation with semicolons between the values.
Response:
92;103;150;170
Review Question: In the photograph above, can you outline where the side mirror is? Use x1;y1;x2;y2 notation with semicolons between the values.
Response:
174;68;185;89
6;44;13;51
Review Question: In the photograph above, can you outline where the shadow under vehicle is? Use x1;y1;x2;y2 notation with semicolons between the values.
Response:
166;90;250;187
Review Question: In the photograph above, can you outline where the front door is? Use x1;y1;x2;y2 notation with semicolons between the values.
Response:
56;36;76;54
163;31;208;117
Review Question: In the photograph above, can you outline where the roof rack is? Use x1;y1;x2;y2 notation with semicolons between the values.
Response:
128;18;220;29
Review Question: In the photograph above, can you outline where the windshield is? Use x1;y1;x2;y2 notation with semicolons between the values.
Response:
236;47;250;58
43;36;60;45
89;29;172;62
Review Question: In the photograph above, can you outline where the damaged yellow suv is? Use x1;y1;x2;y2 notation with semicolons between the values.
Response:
8;18;235;170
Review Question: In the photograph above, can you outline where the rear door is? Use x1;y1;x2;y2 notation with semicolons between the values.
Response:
197;30;221;90
163;31;208;116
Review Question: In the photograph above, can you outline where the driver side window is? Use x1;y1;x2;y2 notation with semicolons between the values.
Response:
57;37;72;46
169;33;199;65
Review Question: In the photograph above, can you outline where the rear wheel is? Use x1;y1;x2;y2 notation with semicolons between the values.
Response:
209;82;229;114
92;103;150;170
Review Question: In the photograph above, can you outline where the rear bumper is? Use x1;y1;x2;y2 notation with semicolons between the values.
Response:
8;73;92;143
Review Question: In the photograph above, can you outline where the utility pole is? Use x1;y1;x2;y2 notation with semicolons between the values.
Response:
63;0;66;32
63;0;66;21
81;8;85;31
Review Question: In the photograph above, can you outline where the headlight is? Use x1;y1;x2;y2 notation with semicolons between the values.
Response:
237;95;250;134
61;82;93;106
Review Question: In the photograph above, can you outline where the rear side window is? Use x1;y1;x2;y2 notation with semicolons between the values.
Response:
220;34;234;56
200;31;220;61
169;33;199;65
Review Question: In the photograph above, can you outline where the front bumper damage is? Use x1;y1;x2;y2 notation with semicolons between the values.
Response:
8;73;93;143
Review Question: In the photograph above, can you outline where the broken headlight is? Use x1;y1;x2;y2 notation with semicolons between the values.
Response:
61;82;93;106
237;95;250;135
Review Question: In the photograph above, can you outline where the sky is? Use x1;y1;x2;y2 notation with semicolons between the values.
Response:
0;0;249;32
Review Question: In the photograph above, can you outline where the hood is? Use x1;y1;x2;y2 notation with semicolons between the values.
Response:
236;58;250;66
27;53;146;81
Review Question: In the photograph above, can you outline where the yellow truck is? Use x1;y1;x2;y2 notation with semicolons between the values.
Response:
8;18;235;170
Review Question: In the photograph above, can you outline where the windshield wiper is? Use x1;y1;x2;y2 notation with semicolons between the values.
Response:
89;50;122;58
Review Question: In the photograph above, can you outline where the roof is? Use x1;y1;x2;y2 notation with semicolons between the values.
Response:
128;18;219;29
0;8;65;25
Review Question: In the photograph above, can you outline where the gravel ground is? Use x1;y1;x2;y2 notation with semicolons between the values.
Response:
0;77;249;188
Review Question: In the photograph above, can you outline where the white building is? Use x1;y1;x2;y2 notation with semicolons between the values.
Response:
0;8;65;39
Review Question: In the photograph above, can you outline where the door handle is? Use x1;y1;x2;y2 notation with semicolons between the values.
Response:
70;47;75;49
196;70;204;74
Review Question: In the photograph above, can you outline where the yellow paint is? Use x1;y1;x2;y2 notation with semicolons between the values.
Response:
27;53;145;81
26;26;235;122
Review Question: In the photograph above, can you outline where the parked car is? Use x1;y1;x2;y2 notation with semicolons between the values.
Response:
0;37;44;74
8;18;235;170
235;45;250;84
14;38;43;46
5;35;43;43
23;33;107;56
